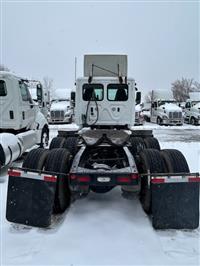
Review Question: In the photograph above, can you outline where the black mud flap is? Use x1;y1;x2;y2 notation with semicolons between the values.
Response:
151;182;199;229
6;175;57;227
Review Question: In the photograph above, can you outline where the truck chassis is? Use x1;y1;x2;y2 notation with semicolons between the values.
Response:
6;129;200;229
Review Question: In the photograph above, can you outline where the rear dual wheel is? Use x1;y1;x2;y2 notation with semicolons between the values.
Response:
138;148;189;214
49;136;78;157
23;147;72;214
45;148;71;214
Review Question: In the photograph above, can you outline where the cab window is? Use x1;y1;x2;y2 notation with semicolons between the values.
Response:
107;84;128;101
19;82;32;102
0;80;7;96
82;84;103;101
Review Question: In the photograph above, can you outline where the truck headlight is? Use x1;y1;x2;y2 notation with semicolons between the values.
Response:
162;115;168;120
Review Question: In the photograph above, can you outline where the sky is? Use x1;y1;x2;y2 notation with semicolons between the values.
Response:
1;0;199;93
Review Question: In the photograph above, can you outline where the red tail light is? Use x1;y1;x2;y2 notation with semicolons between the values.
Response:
70;174;90;182
8;169;21;177
117;176;131;183
78;176;90;182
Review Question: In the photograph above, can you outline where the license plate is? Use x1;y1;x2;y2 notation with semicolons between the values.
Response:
97;177;111;182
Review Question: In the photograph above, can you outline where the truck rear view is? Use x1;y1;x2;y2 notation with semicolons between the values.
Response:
5;55;200;230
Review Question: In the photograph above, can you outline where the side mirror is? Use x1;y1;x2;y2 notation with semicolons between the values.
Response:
36;84;43;102
71;91;76;102
136;91;141;105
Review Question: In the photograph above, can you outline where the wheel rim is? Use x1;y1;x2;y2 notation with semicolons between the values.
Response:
42;132;49;148
191;118;195;125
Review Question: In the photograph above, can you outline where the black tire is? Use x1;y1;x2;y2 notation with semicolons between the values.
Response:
161;149;189;173
190;117;196;125
22;148;49;170
144;137;160;150
90;186;114;194
63;136;78;157
157;117;162;125
40;126;49;148
129;137;146;156
144;115;150;122
49;137;66;150
45;148;71;213
139;149;167;213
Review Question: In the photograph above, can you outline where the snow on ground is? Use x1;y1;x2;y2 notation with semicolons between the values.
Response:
0;123;200;266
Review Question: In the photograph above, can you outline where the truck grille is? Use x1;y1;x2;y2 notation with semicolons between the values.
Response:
50;110;64;120
169;112;182;119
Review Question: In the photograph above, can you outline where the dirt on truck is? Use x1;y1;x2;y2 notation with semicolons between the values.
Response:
6;55;200;230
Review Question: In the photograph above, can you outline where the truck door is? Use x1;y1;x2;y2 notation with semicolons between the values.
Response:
19;81;36;129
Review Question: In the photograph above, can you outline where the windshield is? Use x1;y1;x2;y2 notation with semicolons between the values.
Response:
158;100;176;106
191;101;200;106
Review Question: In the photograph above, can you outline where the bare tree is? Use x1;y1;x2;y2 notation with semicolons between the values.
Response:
171;78;197;102
43;76;53;101
0;64;10;71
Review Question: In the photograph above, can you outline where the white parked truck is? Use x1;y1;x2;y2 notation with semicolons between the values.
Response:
6;55;200;230
0;71;49;169
48;99;73;124
150;89;183;125
184;92;200;125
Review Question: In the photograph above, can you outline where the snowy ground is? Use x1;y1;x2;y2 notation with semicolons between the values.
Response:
0;123;200;266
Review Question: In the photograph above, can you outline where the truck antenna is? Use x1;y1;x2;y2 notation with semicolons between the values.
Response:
74;57;77;85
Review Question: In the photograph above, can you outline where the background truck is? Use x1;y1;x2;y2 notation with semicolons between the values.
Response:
6;55;200;230
150;89;183;125
48;99;73;124
184;92;200;125
0;71;49;169
134;91;144;125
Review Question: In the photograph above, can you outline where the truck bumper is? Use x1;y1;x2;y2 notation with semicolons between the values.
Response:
162;119;183;125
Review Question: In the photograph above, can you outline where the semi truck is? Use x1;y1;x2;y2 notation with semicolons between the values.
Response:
48;99;73;124
184;92;200;125
0;71;49;169
6;55;200;230
150;90;183;125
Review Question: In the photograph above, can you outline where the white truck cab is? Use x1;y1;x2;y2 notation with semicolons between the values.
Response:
0;71;49;168
75;55;136;129
150;90;183;125
49;99;73;124
184;92;200;125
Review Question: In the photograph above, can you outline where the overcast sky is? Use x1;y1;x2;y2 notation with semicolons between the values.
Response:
1;0;199;92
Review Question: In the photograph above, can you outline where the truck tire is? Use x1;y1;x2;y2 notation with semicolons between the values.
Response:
63;136;78;156
22;148;49;170
49;137;66;150
45;148;71;213
157;117;162;125
129;137;146;156
160;149;189;173
40;126;49;148
144;137;160;150
190;117;196;125
139;149;167;213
